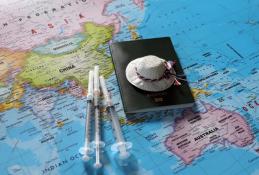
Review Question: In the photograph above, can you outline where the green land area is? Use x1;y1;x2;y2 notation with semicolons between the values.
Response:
19;22;114;88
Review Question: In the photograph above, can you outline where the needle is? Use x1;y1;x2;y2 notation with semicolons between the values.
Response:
79;70;94;161
99;76;132;160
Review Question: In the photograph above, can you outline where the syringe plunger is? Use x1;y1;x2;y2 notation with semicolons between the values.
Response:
100;76;132;160
79;70;94;161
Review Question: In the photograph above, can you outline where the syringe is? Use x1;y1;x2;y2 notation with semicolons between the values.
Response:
79;70;94;161
92;66;105;169
99;76;132;160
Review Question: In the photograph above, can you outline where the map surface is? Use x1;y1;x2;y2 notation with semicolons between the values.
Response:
0;0;259;174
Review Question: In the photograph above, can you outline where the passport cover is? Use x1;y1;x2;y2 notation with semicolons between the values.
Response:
109;37;194;114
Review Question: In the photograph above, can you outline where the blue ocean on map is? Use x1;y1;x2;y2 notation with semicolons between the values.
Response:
0;85;12;103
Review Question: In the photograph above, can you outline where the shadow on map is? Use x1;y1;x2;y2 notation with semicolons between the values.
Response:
82;151;109;175
125;107;190;124
114;153;140;175
82;151;139;175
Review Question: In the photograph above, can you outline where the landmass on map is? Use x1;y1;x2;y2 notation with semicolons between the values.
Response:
164;102;254;164
0;0;145;113
18;22;114;88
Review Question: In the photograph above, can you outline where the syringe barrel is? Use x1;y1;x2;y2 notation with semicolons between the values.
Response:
108;107;125;143
94;107;101;142
87;70;94;101
84;101;92;146
93;103;103;168
93;66;100;106
99;76;113;107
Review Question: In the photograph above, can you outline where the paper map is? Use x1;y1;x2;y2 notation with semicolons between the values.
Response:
0;0;259;174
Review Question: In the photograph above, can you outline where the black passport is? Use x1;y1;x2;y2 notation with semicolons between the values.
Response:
109;37;194;114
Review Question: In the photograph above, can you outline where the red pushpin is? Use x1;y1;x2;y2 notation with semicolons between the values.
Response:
48;23;54;28
79;13;85;19
31;29;37;34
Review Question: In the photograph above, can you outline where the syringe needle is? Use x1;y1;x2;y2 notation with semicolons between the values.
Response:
79;70;94;161
99;76;132;160
92;66;105;169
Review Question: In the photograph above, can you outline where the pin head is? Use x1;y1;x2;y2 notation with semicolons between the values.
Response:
94;162;102;169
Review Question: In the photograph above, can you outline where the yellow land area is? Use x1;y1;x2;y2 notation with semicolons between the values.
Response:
192;88;211;99
0;49;27;112
0;82;4;87
19;22;114;88
0;83;24;112
128;25;139;40
56;120;64;128
0;49;28;84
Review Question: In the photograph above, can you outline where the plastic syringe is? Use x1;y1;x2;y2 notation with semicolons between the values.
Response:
79;70;94;161
99;76;132;160
92;66;105;169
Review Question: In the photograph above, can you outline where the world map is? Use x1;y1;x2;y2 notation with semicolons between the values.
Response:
0;0;259;175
